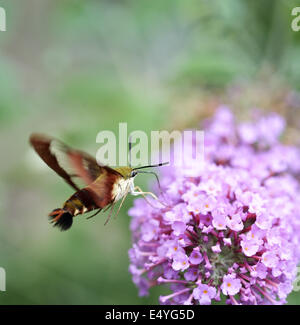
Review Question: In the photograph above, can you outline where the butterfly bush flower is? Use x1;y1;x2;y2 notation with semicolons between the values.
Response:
128;107;300;305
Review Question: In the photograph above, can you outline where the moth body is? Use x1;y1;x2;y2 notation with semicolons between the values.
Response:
29;133;166;231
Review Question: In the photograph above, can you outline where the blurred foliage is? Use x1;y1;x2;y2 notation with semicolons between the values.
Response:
0;0;300;304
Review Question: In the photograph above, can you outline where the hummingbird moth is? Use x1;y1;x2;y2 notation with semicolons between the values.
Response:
29;134;168;231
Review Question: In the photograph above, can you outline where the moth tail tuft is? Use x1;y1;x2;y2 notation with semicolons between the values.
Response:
49;208;73;231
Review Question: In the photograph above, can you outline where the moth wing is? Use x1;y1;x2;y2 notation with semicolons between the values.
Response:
29;133;121;191
86;171;121;208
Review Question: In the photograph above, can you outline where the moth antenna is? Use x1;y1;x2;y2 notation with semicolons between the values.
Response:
132;161;169;171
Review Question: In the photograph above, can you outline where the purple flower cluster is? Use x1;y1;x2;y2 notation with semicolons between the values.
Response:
128;107;300;305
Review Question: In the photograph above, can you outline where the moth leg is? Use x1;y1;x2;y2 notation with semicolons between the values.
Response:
131;185;168;208
113;185;130;220
86;208;102;220
131;185;158;200
102;203;113;213
104;201;116;226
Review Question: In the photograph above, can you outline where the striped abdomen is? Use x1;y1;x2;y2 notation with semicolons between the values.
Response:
49;188;99;231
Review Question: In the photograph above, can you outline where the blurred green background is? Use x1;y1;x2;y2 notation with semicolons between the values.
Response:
0;0;300;304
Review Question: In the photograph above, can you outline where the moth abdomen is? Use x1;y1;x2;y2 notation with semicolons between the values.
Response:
65;188;98;215
48;189;100;231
